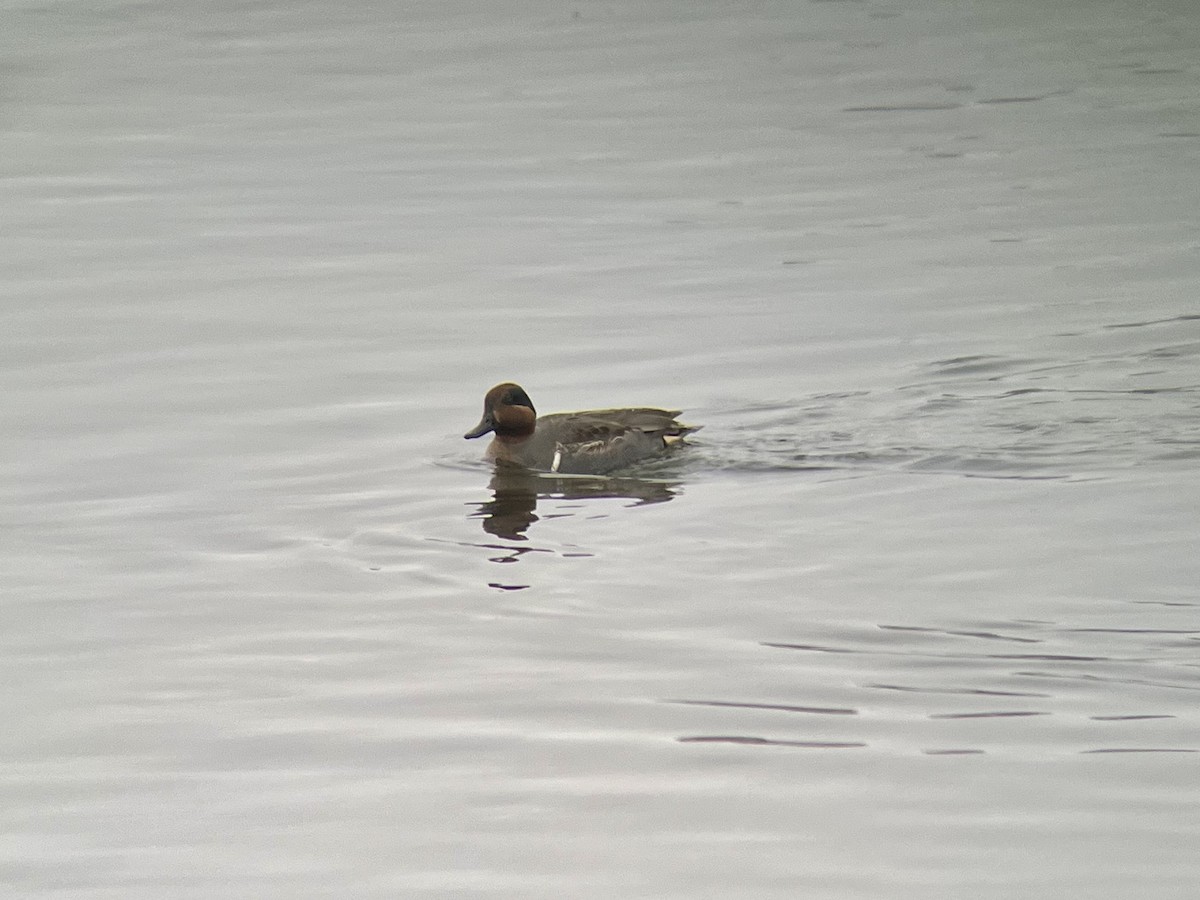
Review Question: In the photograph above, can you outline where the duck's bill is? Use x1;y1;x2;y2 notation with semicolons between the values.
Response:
463;414;495;439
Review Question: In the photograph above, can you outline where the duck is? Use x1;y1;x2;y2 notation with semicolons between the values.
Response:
464;382;700;475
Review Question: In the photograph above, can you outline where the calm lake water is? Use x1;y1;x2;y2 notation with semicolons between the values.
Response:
3;0;1199;897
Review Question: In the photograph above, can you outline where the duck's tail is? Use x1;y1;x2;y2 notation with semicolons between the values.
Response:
663;422;701;445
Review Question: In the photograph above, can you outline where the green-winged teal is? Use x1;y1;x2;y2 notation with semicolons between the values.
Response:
464;382;699;474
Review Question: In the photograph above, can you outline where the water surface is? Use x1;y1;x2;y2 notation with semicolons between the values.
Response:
3;1;1199;897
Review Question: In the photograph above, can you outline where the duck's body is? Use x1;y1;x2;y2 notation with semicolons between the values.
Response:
464;383;699;475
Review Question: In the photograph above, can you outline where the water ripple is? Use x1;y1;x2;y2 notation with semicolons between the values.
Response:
678;736;867;749
697;319;1200;479
666;699;857;716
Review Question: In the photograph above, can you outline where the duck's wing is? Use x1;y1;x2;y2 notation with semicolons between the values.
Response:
546;412;699;474
551;433;651;474
556;409;700;439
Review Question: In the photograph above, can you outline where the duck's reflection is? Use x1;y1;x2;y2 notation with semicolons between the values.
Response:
470;466;679;539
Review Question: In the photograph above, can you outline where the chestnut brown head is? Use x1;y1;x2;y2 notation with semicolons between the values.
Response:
464;383;537;440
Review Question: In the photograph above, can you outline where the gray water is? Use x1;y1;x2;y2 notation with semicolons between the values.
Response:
3;1;1200;897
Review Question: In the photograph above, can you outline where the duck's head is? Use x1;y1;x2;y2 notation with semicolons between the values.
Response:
464;382;537;440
